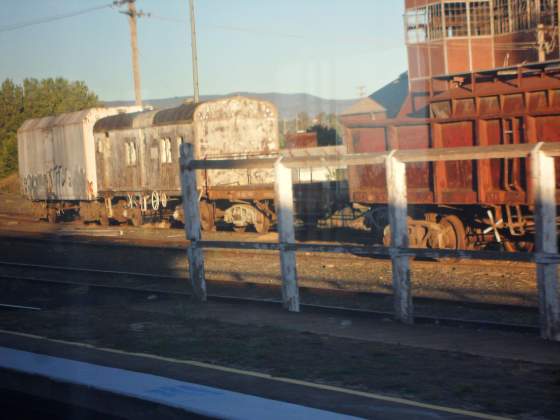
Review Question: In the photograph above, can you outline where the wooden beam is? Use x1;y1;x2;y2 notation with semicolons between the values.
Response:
386;152;413;324
531;144;560;341
180;143;207;302
274;158;300;312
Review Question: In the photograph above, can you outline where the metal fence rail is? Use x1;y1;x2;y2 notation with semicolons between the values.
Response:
180;142;560;341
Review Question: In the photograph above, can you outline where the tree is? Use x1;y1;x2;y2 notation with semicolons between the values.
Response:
296;112;310;132
314;112;326;126
0;77;99;177
326;113;338;128
306;124;342;147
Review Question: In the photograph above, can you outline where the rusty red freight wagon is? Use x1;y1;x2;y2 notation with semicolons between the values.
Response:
340;60;560;251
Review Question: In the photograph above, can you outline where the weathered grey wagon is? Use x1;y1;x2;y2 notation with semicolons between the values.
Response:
17;107;140;222
93;96;280;231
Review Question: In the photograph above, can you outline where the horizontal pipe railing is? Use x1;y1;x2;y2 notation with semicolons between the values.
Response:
187;142;560;171
180;141;560;341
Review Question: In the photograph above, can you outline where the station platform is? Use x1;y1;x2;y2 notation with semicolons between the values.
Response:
0;330;503;420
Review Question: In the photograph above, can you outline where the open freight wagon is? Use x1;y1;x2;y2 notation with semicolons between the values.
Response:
339;60;560;251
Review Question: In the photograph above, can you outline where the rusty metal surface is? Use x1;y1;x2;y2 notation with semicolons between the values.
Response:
341;62;560;206
195;96;279;191
405;1;560;92
285;132;318;149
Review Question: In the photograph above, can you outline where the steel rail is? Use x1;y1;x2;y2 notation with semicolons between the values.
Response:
0;234;537;267
0;262;539;335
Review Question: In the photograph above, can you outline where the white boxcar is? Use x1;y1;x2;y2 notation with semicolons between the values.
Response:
18;107;140;202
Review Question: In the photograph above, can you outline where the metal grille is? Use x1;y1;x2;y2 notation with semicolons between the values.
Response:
445;2;469;37
428;3;443;40
494;0;511;34
510;0;531;31
541;0;559;26
470;1;492;35
405;7;428;43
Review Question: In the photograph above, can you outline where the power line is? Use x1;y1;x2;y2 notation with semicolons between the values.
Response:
148;13;403;48
0;3;115;34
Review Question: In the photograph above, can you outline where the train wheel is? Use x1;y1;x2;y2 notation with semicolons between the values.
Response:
254;212;270;234
47;208;57;224
199;201;216;232
233;226;247;233
131;208;143;227
439;215;467;250
99;213;110;226
151;191;160;211
503;241;534;253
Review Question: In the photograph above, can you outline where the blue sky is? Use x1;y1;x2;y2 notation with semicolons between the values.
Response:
0;1;407;101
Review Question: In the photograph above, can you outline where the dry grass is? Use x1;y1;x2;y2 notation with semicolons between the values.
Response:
0;173;20;194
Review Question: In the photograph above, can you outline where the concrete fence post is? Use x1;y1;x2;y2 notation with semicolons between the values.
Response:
531;144;560;341
386;151;413;324
180;143;207;302
274;157;300;312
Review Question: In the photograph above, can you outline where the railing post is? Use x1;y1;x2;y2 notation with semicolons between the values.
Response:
386;151;413;324
180;143;207;302
274;157;300;312
531;144;560;341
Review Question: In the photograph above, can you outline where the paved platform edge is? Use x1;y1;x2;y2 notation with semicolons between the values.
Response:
0;328;509;420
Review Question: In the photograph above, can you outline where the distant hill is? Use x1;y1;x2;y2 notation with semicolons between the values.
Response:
104;92;358;119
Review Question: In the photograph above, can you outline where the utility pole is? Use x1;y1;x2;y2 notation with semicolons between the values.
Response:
118;0;143;107
189;0;200;103
357;85;367;98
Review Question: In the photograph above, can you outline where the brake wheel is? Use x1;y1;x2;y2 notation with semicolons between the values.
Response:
254;211;271;234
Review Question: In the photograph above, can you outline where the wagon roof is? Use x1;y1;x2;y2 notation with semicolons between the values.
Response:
93;102;199;132
93;96;278;133
17;107;141;134
18;108;107;133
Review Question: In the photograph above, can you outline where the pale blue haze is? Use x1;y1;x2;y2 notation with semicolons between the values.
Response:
0;0;407;101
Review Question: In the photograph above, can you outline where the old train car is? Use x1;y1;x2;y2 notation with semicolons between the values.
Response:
337;0;560;251
17;106;140;223
93;96;279;232
340;60;560;251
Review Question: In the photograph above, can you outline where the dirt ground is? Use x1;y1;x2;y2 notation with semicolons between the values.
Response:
0;207;540;309
0;174;20;195
0;278;558;419
0;232;540;326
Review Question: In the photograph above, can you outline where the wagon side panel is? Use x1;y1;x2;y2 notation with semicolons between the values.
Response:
194;97;279;199
391;124;433;203
346;127;388;204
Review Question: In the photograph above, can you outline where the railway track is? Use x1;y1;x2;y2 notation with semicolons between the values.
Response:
0;260;539;335
0;222;539;269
